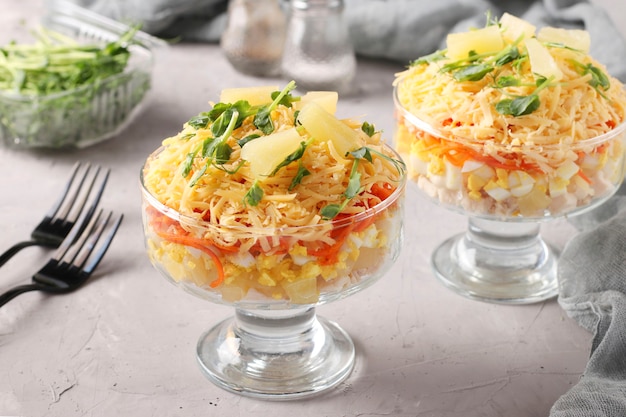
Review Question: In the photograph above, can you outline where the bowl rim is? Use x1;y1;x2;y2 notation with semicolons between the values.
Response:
393;76;626;150
140;143;407;236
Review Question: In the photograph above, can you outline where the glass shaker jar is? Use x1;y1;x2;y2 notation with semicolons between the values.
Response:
281;0;356;93
220;0;287;77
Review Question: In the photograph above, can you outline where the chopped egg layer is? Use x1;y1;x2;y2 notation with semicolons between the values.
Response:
395;119;625;218
142;200;403;305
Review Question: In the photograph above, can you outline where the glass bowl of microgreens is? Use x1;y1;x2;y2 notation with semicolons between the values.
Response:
393;12;626;305
0;0;164;149
140;82;406;399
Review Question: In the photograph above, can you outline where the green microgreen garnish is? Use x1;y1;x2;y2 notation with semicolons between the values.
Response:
320;159;361;220
357;146;407;175
237;133;260;147
452;63;494;82
253;80;298;135
187;114;210;130
188;163;208;187
181;148;198;177
494;75;521;88
188;100;255;130
320;146;405;220
269;139;312;177
349;146;373;163
201;109;239;161
410;50;447;66
543;42;584;52
569;60;610;96
289;160;311;191
494;44;521;66
440;39;524;83
179;133;195;141
182;109;240;186
495;76;554;116
361;121;376;137
243;180;263;207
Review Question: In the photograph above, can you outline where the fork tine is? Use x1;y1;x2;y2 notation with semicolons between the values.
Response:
66;167;110;236
54;208;123;273
55;209;106;267
53;194;105;260
43;161;82;219
79;213;124;275
58;165;110;226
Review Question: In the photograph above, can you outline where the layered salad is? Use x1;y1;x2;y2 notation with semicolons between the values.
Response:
141;83;405;305
394;13;626;218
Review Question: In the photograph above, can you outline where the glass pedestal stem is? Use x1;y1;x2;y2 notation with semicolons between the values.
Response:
196;306;355;400
431;217;559;304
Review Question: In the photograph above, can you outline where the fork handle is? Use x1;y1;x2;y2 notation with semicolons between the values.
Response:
0;240;42;268
0;283;42;307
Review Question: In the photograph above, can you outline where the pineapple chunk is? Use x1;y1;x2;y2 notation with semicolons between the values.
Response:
467;172;489;191
297;102;363;157
525;38;563;81
294;91;339;114
282;277;319;304
538;27;590;53
556;159;580;180
220;85;279;106
517;187;552;216
508;170;535;197
446;25;504;60
240;127;304;178
500;12;536;42
549;177;569;197
220;284;248;302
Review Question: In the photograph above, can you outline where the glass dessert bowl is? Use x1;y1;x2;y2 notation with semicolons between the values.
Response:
140;83;406;399
393;13;626;304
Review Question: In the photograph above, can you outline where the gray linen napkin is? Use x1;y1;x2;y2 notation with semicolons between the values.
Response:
550;184;626;417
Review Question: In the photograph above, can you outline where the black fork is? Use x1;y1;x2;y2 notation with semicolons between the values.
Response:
0;162;109;268
0;209;123;307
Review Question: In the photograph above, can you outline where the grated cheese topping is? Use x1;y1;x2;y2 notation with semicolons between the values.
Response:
143;94;403;249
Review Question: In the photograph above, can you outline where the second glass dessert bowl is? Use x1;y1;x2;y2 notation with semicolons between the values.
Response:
140;147;406;400
394;82;626;304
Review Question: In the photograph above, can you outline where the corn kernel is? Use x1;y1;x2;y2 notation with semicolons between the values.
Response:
496;168;509;188
468;173;489;191
469;190;482;200
428;156;445;175
259;272;277;287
